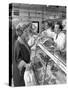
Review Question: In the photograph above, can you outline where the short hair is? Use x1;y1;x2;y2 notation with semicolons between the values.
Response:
48;22;55;31
54;21;63;30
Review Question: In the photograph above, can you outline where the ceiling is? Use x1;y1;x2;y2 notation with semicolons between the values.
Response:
12;3;66;13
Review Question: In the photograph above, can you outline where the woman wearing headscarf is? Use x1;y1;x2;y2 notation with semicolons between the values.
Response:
13;23;31;86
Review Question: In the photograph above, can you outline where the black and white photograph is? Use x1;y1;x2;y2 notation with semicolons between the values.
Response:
9;3;66;87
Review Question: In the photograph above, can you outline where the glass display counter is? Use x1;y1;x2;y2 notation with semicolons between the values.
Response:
30;33;66;85
34;43;66;85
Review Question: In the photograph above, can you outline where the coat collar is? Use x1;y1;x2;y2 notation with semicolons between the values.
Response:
18;37;31;54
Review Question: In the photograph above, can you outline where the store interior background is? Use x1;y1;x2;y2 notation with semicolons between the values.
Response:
9;3;66;86
10;3;66;32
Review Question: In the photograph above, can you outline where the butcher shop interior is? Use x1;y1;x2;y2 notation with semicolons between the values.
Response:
9;3;66;86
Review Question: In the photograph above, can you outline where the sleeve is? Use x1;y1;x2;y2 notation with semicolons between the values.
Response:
14;41;23;65
56;33;65;50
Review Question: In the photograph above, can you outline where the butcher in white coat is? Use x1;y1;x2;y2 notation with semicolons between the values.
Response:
53;22;66;51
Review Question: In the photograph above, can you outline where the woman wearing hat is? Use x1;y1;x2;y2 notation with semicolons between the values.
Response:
13;23;32;86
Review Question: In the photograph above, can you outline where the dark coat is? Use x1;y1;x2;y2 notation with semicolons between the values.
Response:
13;39;30;86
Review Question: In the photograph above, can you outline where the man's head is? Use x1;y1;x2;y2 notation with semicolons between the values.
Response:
62;19;66;30
62;19;66;26
44;22;49;30
44;22;53;30
54;22;62;34
31;23;38;34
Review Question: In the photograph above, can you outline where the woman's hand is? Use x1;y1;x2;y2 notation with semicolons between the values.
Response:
18;60;26;72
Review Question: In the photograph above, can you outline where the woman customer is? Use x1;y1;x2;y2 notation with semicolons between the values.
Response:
13;23;31;86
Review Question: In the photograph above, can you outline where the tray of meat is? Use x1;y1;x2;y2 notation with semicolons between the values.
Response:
43;39;55;52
